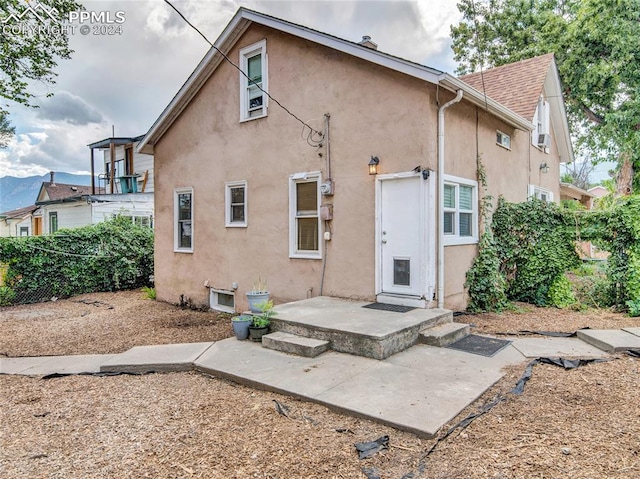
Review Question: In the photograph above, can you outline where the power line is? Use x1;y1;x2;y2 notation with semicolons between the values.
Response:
163;0;324;138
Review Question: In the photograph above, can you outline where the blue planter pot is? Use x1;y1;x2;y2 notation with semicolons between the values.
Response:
232;316;253;340
246;292;270;313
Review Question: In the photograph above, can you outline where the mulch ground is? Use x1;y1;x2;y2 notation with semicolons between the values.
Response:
1;291;639;478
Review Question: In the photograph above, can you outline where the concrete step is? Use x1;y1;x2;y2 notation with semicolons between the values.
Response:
270;306;452;360
576;329;640;353
262;332;329;358
419;322;470;347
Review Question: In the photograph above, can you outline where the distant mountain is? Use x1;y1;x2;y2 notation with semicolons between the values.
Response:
0;173;94;213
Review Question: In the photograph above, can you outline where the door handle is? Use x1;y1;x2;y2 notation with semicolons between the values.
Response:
381;239;387;244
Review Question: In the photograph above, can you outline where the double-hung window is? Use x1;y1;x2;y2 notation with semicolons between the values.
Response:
289;172;321;259
49;212;58;234
443;175;478;246
239;40;267;121
225;180;247;227
174;187;193;252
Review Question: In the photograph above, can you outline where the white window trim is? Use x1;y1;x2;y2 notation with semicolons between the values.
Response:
225;180;248;227
289;171;322;259
210;288;235;313
496;130;511;150
528;184;554;202
443;174;479;247
174;187;194;253
239;40;268;122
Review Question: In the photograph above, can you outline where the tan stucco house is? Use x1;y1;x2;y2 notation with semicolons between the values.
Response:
138;9;573;312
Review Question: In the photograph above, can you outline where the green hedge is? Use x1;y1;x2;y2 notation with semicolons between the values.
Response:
467;194;640;312
0;216;153;305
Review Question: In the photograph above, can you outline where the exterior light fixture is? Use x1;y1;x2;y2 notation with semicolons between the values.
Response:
540;162;549;174
369;156;380;175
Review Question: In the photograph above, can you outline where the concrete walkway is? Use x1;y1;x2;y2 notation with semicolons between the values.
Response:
1;329;629;438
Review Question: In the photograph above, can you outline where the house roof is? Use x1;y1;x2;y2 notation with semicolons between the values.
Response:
88;135;145;149
459;54;555;121
459;53;574;163
560;182;594;200
36;182;93;204
0;204;38;219
138;8;535;155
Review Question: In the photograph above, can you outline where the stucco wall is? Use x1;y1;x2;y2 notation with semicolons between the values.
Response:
153;24;562;311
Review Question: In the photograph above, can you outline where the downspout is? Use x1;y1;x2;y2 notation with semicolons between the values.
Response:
437;89;463;309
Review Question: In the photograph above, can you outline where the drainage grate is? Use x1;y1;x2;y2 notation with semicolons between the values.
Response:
446;334;512;357
362;303;416;313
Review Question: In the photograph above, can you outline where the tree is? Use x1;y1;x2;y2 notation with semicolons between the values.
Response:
561;159;595;190
451;0;640;193
0;0;81;139
0;109;14;148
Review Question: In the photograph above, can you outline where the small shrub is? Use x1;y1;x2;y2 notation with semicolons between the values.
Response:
142;286;156;300
626;300;640;317
547;274;577;308
0;286;15;306
465;232;509;312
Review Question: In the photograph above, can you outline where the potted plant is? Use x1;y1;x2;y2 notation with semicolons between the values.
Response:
231;314;253;340
246;276;270;313
248;299;276;342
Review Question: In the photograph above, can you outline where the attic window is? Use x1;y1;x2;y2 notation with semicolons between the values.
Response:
239;40;267;121
496;131;511;149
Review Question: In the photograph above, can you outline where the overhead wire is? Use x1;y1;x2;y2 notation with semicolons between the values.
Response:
470;0;489;112
163;0;324;141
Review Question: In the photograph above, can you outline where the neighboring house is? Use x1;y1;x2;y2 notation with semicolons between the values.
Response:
36;171;154;234
138;8;573;311
0;204;39;237
560;182;593;209
88;135;154;195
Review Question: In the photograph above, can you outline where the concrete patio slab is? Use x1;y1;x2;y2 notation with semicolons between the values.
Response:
511;337;609;358
195;337;528;437
1;354;115;376
195;339;376;397
576;329;640;353
100;342;214;373
623;327;640;338
271;296;452;359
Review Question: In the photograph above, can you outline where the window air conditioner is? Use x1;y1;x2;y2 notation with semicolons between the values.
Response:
537;133;551;148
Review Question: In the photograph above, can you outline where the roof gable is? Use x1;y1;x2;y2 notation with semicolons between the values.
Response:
36;182;93;203
460;53;573;162
459;54;554;121
138;8;534;154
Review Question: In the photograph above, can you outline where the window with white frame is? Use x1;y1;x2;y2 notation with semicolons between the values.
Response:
496;130;511;149
19;226;29;236
49;212;58;234
289;172;321;259
443;175;478;246
210;289;235;313
225;180;247;227
239;40;267;121
528;185;554;202
174;188;193;252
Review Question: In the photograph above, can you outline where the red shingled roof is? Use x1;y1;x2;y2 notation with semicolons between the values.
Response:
459;53;555;121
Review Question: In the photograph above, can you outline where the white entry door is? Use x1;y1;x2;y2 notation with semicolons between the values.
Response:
379;175;422;296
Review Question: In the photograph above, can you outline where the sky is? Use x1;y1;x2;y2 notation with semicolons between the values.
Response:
0;0;463;178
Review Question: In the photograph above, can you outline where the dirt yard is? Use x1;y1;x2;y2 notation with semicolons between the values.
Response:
1;291;639;478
